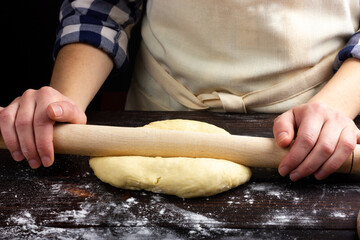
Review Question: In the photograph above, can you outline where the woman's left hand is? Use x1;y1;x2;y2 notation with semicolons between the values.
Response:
273;102;360;181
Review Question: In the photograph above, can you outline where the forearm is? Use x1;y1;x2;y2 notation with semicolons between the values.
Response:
309;58;360;119
50;43;114;111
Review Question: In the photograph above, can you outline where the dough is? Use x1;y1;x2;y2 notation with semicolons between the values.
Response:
89;119;251;198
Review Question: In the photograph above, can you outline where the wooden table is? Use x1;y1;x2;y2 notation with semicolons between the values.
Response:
1;111;359;239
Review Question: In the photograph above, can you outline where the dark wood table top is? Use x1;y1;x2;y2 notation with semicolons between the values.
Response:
1;111;359;240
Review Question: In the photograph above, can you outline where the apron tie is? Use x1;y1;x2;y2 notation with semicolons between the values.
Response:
197;92;247;113
137;41;337;113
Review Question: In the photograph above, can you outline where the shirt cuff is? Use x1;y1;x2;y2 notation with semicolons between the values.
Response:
53;24;129;70
334;31;360;71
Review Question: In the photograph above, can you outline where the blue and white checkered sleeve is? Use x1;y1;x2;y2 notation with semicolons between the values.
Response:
53;0;143;69
334;30;360;71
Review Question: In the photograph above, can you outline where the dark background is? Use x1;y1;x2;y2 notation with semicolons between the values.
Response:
1;0;141;111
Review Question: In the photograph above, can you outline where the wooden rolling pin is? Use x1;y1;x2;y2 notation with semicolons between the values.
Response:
0;123;359;174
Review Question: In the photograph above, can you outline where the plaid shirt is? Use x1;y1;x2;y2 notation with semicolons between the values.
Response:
54;0;360;71
54;0;144;70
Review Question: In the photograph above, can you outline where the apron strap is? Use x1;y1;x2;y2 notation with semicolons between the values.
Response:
140;42;209;110
140;42;337;113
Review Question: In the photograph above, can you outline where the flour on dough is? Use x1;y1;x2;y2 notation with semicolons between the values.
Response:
89;119;252;198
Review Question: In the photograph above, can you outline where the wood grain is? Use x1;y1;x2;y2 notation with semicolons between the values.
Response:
0;111;359;239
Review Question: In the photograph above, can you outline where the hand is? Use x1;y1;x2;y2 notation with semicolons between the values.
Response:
273;102;360;181
0;87;87;169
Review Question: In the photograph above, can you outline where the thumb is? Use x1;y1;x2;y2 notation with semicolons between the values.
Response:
47;101;87;124
273;110;296;148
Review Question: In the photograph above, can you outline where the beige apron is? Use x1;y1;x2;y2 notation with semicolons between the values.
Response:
126;0;359;113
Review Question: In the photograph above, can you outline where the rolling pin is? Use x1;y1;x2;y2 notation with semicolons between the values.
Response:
0;123;359;174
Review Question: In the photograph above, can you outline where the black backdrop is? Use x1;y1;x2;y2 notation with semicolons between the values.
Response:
1;0;140;111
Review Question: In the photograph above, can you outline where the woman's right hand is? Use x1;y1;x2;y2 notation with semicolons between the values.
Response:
0;86;87;169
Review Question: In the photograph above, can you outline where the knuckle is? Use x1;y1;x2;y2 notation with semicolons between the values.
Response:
20;147;31;159
39;86;52;92
341;139;356;153
0;110;14;124
15;117;32;129
273;115;283;125
318;142;335;157
5;138;19;149
287;152;302;166
297;133;316;149
22;89;35;98
38;86;55;97
34;116;53;127
302;165;316;176
36;142;51;155
311;102;326;112
326;161;341;173
21;146;38;161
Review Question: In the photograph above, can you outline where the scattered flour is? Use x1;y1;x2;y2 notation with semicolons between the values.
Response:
7;211;38;231
223;182;359;229
3;179;359;239
331;212;347;218
263;209;320;226
4;190;225;239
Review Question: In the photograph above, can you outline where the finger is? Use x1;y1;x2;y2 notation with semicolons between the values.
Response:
278;113;324;177
47;101;87;124
314;126;357;180
15;91;41;169
33;102;55;168
288;119;341;181
0;100;25;161
273;110;296;148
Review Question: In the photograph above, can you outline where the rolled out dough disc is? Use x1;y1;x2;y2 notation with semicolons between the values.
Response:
89;119;252;198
